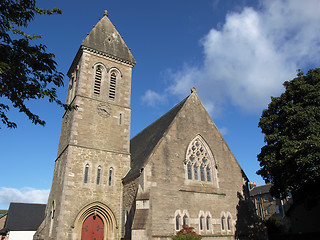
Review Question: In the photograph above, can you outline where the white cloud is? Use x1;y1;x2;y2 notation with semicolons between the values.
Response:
141;89;168;106
167;0;320;114
218;126;228;136
0;187;49;209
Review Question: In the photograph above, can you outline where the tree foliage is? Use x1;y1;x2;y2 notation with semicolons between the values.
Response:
257;68;320;199
0;0;67;128
172;225;202;240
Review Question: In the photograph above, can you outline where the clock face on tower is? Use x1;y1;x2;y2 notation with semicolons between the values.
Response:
97;103;112;118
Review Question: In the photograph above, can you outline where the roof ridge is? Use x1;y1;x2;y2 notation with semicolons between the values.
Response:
132;96;189;141
124;95;190;181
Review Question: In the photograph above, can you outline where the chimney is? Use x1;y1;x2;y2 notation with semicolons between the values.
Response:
249;181;256;190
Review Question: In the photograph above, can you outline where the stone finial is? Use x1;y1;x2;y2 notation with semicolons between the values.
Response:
104;10;108;16
191;87;197;93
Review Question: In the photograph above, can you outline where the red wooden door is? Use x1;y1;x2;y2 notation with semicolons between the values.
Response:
81;214;104;240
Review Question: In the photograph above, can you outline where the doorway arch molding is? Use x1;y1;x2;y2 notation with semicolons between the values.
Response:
72;201;118;239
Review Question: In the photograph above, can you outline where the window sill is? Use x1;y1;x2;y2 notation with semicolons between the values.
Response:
179;185;226;195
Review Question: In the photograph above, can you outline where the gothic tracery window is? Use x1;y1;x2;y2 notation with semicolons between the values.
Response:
185;136;216;184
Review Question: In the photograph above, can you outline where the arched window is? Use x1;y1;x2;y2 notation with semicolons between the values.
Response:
183;215;188;226
200;216;204;230
206;216;210;230
185;135;216;184
84;164;89;183
94;65;102;95
109;71;117;100
227;216;231;231
96;165;102;185
221;216;225;231
108;167;113;186
175;215;180;230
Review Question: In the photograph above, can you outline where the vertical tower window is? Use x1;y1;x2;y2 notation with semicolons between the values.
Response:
119;113;122;125
96;165;101;185
108;167;113;186
84;164;89;183
109;72;117;100
49;200;55;236
94;65;102;95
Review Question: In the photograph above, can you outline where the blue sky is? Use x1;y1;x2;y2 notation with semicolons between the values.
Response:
1;0;319;209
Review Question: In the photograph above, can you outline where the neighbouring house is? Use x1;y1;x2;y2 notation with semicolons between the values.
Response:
249;183;291;221
0;210;8;239
0;203;45;240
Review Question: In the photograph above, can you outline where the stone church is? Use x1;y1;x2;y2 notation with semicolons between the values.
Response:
34;11;252;240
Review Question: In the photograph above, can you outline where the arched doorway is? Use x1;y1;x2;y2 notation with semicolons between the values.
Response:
73;202;117;240
81;214;104;240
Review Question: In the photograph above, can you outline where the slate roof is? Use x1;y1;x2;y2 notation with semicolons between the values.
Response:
1;202;46;232
82;11;136;66
0;210;7;217
250;184;272;197
123;95;189;181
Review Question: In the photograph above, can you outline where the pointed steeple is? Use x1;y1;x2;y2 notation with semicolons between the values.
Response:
82;10;136;66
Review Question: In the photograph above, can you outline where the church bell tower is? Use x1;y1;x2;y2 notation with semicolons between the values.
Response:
34;11;135;240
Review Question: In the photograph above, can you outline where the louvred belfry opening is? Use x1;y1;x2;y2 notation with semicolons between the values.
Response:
109;72;116;99
94;66;102;95
81;214;104;240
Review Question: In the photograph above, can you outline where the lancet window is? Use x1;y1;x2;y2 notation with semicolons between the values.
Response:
185;136;216;184
200;216;204;230
84;164;89;183
93;65;102;95
227;216;231;230
221;216;225;231
206;216;210;230
175;215;180;230
108;167;113;186
183;215;188;226
109;71;117;100
96;165;102;185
